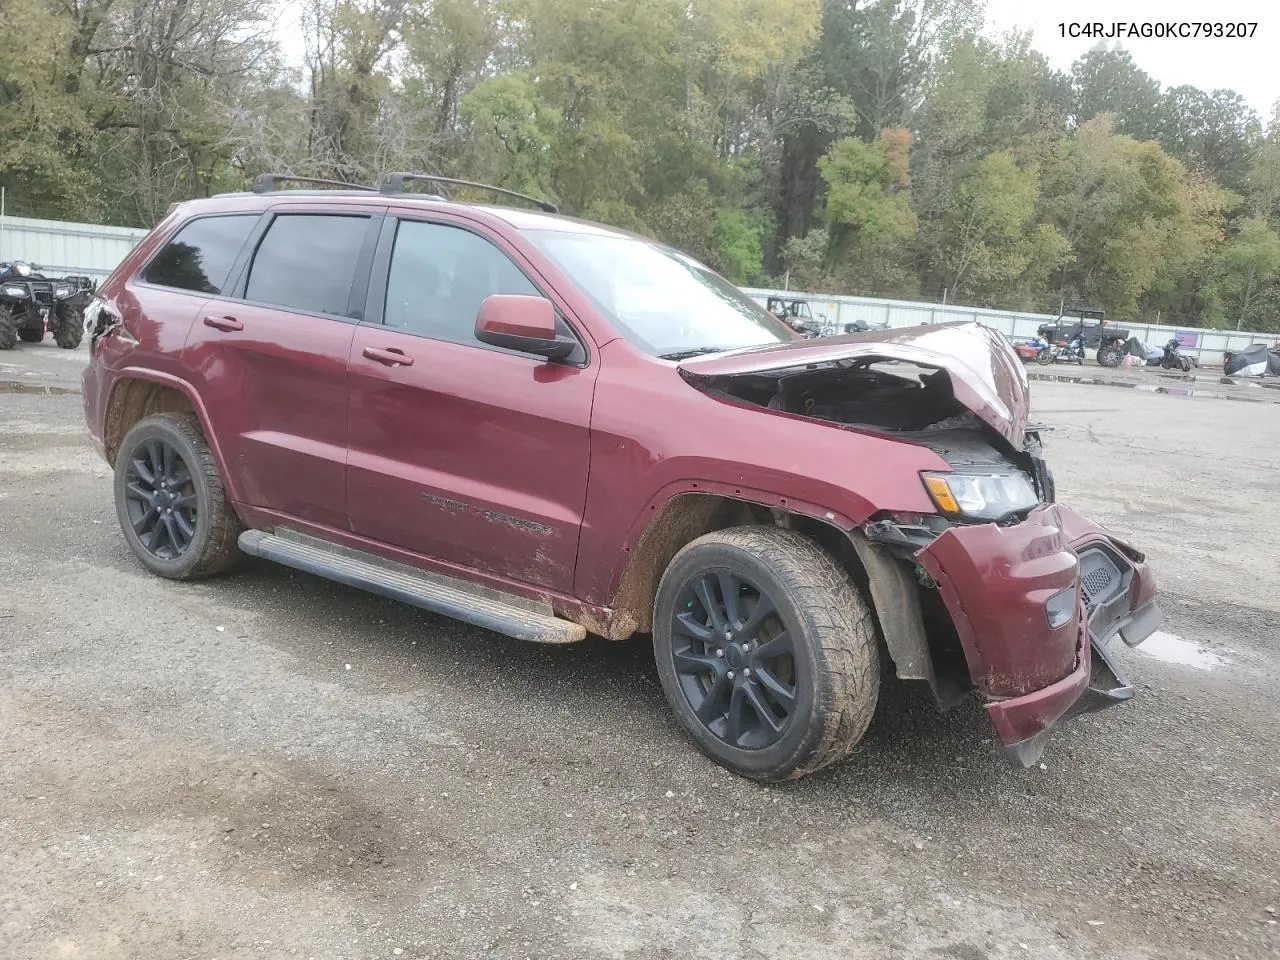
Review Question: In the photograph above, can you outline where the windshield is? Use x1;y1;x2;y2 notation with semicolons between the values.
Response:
525;229;794;357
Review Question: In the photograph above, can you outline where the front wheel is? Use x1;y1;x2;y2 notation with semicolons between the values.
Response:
17;309;44;342
653;526;880;782
0;305;18;350
1096;344;1122;368
52;302;84;349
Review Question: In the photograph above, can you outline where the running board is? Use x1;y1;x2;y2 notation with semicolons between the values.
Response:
238;529;587;644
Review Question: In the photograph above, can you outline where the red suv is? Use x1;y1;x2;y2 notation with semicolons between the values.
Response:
81;173;1161;780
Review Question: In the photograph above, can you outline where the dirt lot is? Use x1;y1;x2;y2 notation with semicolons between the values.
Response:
2;341;1278;960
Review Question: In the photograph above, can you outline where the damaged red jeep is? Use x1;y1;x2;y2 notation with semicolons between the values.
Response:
81;173;1161;781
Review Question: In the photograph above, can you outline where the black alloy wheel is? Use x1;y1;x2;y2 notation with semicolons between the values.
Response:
669;570;797;749
122;436;198;561
653;526;880;781
114;414;243;579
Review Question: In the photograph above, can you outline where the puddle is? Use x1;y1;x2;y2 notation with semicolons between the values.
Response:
1134;630;1229;670
0;380;79;395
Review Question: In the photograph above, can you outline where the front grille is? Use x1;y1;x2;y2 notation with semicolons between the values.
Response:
1078;548;1122;608
29;281;53;305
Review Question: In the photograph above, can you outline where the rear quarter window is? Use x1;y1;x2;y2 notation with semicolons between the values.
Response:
140;215;259;295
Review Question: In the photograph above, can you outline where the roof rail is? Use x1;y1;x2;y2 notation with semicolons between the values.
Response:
378;173;558;214
251;173;375;194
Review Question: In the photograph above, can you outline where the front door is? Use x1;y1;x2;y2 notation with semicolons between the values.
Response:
345;215;596;593
181;209;380;529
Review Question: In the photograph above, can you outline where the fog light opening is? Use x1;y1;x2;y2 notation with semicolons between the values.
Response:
1045;587;1077;629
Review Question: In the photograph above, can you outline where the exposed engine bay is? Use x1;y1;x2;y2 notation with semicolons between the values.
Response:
700;358;1056;504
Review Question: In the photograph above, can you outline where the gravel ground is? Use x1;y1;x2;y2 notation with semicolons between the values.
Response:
1;340;1278;960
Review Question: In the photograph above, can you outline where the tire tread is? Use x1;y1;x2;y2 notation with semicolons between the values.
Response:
660;525;880;781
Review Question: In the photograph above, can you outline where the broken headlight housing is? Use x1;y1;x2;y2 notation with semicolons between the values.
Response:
921;470;1039;522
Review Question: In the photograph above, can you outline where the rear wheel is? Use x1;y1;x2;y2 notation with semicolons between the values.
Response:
52;302;84;349
114;414;243;580
1035;349;1053;365
653;526;880;782
0;305;18;350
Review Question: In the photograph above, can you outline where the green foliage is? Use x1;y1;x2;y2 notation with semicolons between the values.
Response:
712;207;765;283
2;0;1279;330
1219;217;1280;329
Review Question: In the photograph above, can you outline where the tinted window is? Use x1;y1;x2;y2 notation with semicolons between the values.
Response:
245;214;370;316
384;221;539;342
142;215;258;295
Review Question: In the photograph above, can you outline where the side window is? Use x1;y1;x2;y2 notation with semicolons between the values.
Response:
141;215;258;295
244;214;370;317
384;221;540;343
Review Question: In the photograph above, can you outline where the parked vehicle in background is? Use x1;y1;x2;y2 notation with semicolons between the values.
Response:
766;296;823;338
1224;343;1280;377
80;172;1162;780
0;260;89;350
1159;337;1194;372
1037;306;1128;367
1016;332;1085;366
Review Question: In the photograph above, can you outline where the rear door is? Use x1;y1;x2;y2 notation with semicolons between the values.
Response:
345;213;596;593
181;207;381;529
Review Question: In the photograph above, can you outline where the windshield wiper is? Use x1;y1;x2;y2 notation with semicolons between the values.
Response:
658;347;727;360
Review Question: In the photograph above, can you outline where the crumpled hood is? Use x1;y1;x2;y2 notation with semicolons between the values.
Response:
678;322;1031;449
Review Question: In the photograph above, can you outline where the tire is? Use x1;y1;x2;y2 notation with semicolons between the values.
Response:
1035;349;1053;365
1096;344;1122;368
17;310;44;342
52;302;84;349
114;414;243;579
653;526;880;782
0;305;19;350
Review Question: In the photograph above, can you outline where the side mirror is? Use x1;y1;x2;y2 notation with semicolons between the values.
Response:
476;294;576;361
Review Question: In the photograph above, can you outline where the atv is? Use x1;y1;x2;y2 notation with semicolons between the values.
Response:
0;260;89;350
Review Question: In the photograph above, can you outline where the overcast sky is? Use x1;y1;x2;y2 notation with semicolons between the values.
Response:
985;0;1277;118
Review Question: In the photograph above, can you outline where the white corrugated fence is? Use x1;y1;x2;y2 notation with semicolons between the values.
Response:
0;214;147;282
743;287;1280;367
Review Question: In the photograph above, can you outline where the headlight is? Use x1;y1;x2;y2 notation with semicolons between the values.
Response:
54;283;72;297
2;284;27;298
922;471;1039;521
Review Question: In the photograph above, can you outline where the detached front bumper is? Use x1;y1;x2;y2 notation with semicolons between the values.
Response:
915;503;1161;766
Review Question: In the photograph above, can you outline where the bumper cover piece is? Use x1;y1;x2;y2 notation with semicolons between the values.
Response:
916;503;1160;765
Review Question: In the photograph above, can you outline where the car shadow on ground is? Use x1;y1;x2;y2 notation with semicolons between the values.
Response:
218;557;1014;796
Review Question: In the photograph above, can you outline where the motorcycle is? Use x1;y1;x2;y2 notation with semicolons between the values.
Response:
1160;338;1193;372
1024;334;1085;366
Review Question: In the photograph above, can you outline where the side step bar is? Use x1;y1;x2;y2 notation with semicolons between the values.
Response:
238;529;586;644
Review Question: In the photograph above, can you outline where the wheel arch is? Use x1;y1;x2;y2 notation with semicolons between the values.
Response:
600;489;868;640
103;371;240;503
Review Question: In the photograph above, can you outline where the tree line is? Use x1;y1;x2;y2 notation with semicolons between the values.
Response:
3;0;1280;331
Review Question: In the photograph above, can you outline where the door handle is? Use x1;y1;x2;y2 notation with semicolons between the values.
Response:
203;314;243;332
362;346;414;367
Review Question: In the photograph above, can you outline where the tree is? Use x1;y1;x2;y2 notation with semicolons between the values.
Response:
1070;47;1162;139
815;128;917;296
928;151;1068;306
1219;218;1280;329
1157;86;1260;193
1040;116;1225;318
